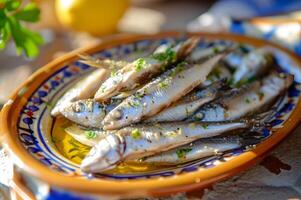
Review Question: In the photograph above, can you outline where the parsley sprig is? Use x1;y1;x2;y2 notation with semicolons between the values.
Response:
0;0;44;57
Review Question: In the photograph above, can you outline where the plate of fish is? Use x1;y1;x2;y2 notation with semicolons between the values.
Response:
1;32;301;197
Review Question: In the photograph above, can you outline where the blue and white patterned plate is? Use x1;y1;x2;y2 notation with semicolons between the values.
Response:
15;35;301;181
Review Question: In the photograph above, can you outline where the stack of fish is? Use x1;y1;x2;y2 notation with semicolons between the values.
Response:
51;37;294;173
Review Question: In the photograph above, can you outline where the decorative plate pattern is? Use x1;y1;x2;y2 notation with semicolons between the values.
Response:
16;37;301;180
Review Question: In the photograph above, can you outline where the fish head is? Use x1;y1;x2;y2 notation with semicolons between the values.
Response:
60;99;106;128
81;134;125;173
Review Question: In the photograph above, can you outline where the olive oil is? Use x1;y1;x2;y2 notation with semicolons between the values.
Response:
52;116;91;164
52;117;173;173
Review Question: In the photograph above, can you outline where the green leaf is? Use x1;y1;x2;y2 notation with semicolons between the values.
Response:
0;22;10;49
0;10;6;28
8;16;43;57
5;0;21;11
21;27;44;45
14;2;40;22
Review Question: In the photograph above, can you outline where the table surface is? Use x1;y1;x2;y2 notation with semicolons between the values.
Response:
0;0;301;199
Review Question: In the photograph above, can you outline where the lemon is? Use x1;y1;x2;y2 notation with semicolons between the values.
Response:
55;0;130;36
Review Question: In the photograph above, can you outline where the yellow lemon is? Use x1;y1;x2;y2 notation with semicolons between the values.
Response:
55;0;130;36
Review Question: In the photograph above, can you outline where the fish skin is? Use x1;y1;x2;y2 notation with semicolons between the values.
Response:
141;136;242;164
78;54;130;69
192;73;294;122
103;53;225;130
65;125;108;146
94;37;200;102
188;44;228;63
51;69;110;116
232;48;274;85
60;99;120;128
203;65;231;86
144;80;228;123
81;121;250;172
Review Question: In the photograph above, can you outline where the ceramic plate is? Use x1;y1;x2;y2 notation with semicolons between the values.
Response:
1;32;301;196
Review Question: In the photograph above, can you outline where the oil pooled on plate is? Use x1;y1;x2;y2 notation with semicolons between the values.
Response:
52;116;165;174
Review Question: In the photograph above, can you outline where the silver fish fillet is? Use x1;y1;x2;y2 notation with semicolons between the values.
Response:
81;120;253;172
60;99;120;128
232;48;274;85
65;125;108;146
94;37;200;101
141;136;242;164
144;80;227;123
103;53;225;130
51;69;110;116
192;73;294;121
188;43;228;63
78;54;130;69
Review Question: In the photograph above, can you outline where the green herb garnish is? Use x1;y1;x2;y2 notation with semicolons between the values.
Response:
152;47;176;63
0;1;44;57
131;129;141;139
201;124;209;129
134;58;146;71
176;148;192;159
85;130;97;139
170;61;186;77
110;69;117;77
128;99;141;107
245;98;251;104
210;67;221;79
213;47;220;54
159;80;169;89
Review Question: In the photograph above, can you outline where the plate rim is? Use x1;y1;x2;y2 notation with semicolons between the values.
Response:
1;31;301;196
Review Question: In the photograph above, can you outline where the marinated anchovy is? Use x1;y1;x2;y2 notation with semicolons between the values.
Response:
232;48;274;85
51;69;110;116
192;73;293;121
103;53;226;130
94;37;200;101
65;125;108;146
188;44;228;63
145;80;227;123
223;45;253;69
78;54;130;69
60;99;120;128
141;136;242;164
81;120;260;172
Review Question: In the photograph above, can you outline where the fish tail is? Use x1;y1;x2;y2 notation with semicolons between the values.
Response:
177;37;200;59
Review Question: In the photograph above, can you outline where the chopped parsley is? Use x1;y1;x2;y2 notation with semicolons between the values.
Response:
128;100;141;107
245;98;251;104
159;80;169;89
176;148;192;159
85;130;97;139
151;47;177;63
213;47;220;54
194;115;203;121
201;124;209;129
170;62;186;77
232;76;256;87
210;67;222;79
134;58;146;71
131;129;141;139
110;69;118;77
